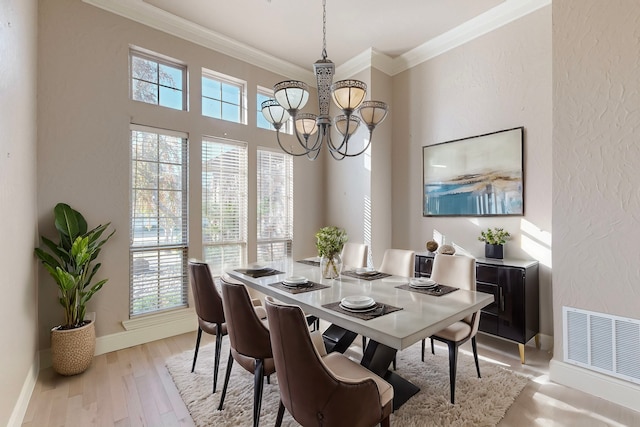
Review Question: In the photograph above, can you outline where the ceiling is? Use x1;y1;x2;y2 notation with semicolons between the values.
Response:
143;0;505;69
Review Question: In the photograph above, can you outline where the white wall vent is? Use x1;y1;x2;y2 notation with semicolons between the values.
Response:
563;306;640;385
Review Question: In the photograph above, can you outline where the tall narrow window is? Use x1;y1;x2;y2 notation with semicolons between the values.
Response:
202;138;248;276
130;125;188;316
257;149;293;262
202;69;247;124
130;49;186;110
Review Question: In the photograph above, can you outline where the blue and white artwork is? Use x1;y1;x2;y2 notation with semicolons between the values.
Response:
423;127;524;217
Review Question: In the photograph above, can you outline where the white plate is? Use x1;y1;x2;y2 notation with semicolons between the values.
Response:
246;264;268;272
339;303;378;313
283;276;308;285
410;278;436;287
355;268;378;276
341;295;376;309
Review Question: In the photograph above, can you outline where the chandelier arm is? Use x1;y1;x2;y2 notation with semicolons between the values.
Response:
275;130;315;157
329;130;375;158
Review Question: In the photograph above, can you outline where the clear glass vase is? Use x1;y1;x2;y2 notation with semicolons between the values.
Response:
320;254;343;279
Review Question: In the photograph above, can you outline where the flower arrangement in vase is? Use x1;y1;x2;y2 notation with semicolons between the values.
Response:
478;227;510;259
315;226;348;279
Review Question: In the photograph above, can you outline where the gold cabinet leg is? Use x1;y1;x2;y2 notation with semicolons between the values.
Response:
534;334;540;349
518;343;526;364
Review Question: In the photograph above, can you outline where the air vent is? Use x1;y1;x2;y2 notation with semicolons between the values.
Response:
564;306;640;384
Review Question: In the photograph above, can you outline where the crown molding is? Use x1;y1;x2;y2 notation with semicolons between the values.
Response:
83;0;550;81
82;0;315;84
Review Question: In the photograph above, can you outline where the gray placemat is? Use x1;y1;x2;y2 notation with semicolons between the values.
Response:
322;301;402;320
395;283;458;297
341;270;392;281
296;259;320;267
234;268;284;278
268;281;330;294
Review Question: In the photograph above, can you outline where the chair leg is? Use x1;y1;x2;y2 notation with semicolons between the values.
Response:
275;400;285;427
191;327;203;373
381;414;391;427
362;336;367;350
392;355;396;371
471;337;481;378
218;351;234;410
447;341;458;404
421;338;425;362
253;359;265;427
431;337;435;355
213;327;223;393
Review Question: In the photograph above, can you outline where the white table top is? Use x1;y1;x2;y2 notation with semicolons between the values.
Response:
227;258;494;351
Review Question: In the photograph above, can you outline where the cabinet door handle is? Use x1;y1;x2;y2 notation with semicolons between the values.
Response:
499;287;504;312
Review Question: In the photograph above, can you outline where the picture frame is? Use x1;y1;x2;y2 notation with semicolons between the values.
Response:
422;127;524;217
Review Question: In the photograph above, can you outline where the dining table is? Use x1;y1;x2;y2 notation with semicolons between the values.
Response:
227;257;494;409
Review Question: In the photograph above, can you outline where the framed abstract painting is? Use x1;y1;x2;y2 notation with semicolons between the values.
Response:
422;127;524;217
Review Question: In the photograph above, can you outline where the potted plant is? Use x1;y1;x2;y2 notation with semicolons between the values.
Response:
478;227;510;259
34;203;115;375
315;226;348;279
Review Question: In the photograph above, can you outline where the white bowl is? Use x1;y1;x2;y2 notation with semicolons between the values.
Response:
341;295;375;309
283;276;308;285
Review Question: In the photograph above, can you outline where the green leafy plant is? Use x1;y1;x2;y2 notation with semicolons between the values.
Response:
35;203;115;329
315;226;348;258
478;227;511;245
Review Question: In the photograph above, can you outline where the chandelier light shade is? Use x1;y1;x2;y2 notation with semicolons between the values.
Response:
260;0;388;160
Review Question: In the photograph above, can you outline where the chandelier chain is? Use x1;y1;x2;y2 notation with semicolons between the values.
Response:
321;0;327;59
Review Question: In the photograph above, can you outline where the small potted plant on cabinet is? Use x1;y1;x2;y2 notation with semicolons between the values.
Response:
478;227;510;259
34;203;115;375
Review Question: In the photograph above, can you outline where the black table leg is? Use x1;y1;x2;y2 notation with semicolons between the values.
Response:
322;324;357;354
361;339;420;410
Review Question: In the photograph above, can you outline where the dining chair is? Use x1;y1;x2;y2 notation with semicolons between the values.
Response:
265;297;393;427
341;242;368;269
379;248;415;277
219;279;275;427
422;253;480;404
188;260;228;394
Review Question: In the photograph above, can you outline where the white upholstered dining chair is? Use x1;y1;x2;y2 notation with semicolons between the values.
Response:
423;253;480;404
378;248;415;277
340;242;368;269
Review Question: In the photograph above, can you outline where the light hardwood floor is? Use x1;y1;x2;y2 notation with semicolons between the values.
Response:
22;330;640;426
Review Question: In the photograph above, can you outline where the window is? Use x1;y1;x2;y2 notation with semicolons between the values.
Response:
257;149;293;262
130;125;188;316
130;49;186;110
257;86;292;133
202;69;247;124
202;138;248;276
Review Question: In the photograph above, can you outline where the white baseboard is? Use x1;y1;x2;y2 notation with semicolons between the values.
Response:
549;359;640;413
8;353;39;427
39;309;198;369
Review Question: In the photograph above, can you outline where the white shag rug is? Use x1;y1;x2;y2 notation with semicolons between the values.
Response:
166;339;529;426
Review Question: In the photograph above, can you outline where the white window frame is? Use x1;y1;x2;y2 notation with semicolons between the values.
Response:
202;68;247;125
202;137;248;276
129;124;189;317
129;47;187;111
256;147;293;263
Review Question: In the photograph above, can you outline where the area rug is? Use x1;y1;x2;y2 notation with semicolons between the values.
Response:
166;340;529;426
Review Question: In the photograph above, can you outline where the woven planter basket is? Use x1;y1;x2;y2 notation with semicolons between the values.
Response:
50;320;95;376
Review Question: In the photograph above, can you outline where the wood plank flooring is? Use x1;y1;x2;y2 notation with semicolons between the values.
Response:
21;330;640;426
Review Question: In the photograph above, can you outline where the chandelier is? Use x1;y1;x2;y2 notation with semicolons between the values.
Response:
261;0;389;160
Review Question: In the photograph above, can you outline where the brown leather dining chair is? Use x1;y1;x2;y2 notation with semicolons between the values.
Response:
265;297;393;427
188;260;228;394
219;279;275;427
422;253;481;403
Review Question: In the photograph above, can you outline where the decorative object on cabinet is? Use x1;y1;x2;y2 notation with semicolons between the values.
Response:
478;227;511;259
415;252;539;364
426;240;439;253
422;127;524;217
438;244;456;255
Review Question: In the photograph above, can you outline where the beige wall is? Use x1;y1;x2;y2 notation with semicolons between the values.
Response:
36;0;324;348
552;0;640;358
391;7;553;336
0;0;39;424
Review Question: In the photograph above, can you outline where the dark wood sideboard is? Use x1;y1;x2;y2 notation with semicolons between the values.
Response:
415;252;540;363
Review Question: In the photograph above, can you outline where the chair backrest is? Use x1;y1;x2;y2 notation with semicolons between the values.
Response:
188;260;225;324
431;254;478;327
220;279;272;360
378;248;415;277
340;242;368;269
265;298;384;427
